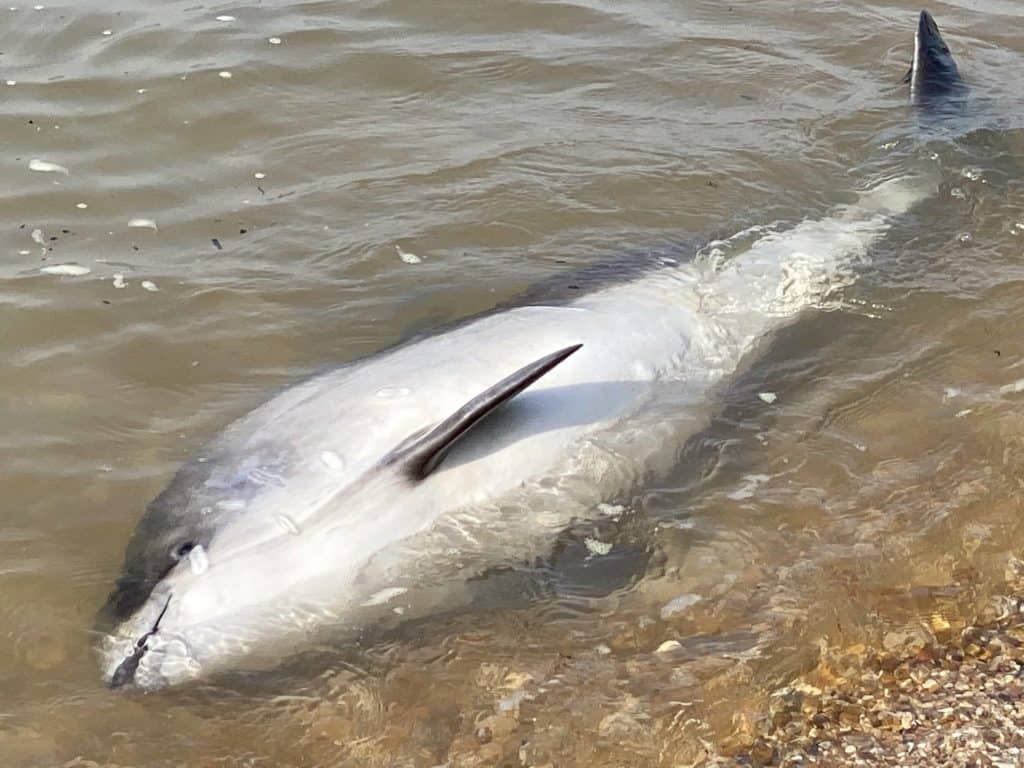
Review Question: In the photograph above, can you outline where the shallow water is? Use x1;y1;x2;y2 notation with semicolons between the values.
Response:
3;0;1024;765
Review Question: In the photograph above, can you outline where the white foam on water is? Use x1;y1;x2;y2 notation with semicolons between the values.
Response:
584;537;612;556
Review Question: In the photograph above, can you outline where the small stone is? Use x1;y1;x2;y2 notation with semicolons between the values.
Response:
931;614;952;637
655;640;682;656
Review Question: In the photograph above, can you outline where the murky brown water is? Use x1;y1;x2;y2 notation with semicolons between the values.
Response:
3;0;1024;765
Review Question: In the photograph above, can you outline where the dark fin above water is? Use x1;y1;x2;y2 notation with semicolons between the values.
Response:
907;10;963;105
386;343;583;480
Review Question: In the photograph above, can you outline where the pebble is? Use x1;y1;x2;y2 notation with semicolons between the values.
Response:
655;640;683;656
734;591;1024;766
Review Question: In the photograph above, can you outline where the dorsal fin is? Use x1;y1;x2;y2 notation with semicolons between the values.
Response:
384;343;583;480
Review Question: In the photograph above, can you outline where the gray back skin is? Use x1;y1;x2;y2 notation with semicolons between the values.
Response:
97;10;966;688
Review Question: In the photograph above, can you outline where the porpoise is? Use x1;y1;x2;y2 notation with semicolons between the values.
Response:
97;10;962;689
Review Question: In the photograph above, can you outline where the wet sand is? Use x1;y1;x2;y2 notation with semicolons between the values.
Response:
727;587;1024;767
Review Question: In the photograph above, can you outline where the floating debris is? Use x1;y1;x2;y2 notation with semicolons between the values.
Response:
395;244;421;264
18;249;30;255
102;29;111;35
5;80;15;86
218;70;232;79
584;537;613;556
31;228;45;245
214;14;235;21
75;202;88;209
28;158;68;174
128;218;158;230
267;36;282;45
253;171;265;180
211;237;223;250
112;273;126;289
40;264;90;276
758;391;777;404
361;587;408;607
140;280;158;292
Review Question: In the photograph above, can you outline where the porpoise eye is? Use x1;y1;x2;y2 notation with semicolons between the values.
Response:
172;542;196;560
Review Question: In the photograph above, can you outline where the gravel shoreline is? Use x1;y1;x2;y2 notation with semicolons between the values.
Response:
725;596;1024;767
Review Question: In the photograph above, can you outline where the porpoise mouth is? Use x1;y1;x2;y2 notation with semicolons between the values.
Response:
109;593;172;689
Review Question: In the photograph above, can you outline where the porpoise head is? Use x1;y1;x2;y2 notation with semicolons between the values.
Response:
96;345;583;690
906;10;964;107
